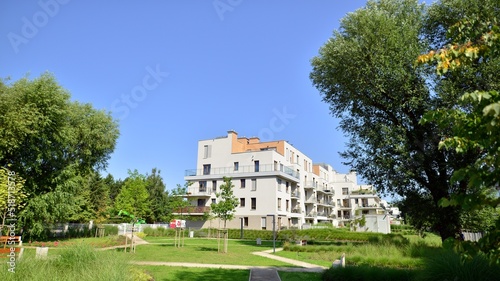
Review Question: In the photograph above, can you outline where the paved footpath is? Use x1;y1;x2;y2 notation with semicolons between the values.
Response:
130;245;327;281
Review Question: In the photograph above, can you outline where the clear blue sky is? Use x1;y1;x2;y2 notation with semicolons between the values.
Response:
1;0;370;190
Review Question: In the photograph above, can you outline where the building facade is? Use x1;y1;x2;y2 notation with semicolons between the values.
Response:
180;130;386;231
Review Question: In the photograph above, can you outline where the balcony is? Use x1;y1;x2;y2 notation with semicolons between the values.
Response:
290;191;301;199
317;199;335;206
305;211;317;218
317;188;334;195
338;204;352;210
358;204;380;209
173;206;211;215
185;187;213;197
185;164;300;179
305;196;317;204
304;181;317;189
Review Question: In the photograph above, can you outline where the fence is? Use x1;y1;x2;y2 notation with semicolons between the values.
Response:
462;231;483;242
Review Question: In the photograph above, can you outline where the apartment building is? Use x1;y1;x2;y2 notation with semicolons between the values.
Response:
180;130;386;231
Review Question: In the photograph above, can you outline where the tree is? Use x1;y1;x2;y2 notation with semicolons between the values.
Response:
211;177;239;229
419;2;500;262
0;73;119;237
167;182;191;222
210;177;238;253
0;73;119;195
114;170;150;219
145;168;168;223
310;0;480;241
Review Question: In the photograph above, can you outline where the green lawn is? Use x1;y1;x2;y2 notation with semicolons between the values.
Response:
128;238;293;267
141;266;249;281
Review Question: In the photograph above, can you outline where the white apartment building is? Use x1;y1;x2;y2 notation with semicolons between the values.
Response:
180;130;386;231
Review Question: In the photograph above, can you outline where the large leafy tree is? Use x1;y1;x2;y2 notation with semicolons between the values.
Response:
419;1;500;262
0;73;119;238
0;73;119;195
310;0;482;241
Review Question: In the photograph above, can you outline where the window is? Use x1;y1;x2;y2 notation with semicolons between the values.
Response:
251;179;257;191
199;181;207;192
274;161;278;171
286;183;289;194
278;198;282;211
254;160;259;172
212;180;217;192
197;198;206;206
280;163;284;172
354;198;359;205
303;160;307;170
261;217;266;229
240;179;246;188
277;179;282;191
240;198;245;207
234;162;239;171
251;198;256;210
203;145;211;158
342;188;349;195
296;155;299;165
203;164;211;175
286;200;289;212
211;198;216;204
244;217;249;227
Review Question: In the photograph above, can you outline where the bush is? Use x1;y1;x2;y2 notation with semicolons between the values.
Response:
417;250;500;281
322;265;417;281
143;226;175;237
104;225;119;236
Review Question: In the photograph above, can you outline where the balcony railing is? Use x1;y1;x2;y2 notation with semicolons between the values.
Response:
186;187;213;196
304;181;318;189
305;211;317;217
173;206;211;214
317;188;334;194
185;164;299;179
291;208;301;214
291;191;301;198
305;196;317;203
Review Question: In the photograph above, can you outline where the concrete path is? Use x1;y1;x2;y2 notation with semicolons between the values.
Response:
249;268;282;281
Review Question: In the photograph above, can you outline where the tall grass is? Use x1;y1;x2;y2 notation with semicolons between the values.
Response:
417;250;500;281
322;265;417;281
0;243;150;281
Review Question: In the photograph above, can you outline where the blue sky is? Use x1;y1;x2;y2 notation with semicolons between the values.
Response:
1;0;370;190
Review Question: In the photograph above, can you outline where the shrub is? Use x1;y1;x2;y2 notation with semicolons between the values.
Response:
104;225;119;236
417;250;500;281
322;265;417;281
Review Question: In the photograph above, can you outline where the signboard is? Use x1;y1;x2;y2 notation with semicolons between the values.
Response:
170;219;186;228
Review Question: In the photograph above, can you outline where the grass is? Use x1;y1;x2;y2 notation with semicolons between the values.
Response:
129;238;292;267
0;243;144;281
275;234;444;269
141;266;249;281
279;271;322;281
12;231;489;281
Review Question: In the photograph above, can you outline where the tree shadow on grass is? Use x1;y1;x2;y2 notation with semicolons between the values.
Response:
197;246;218;252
